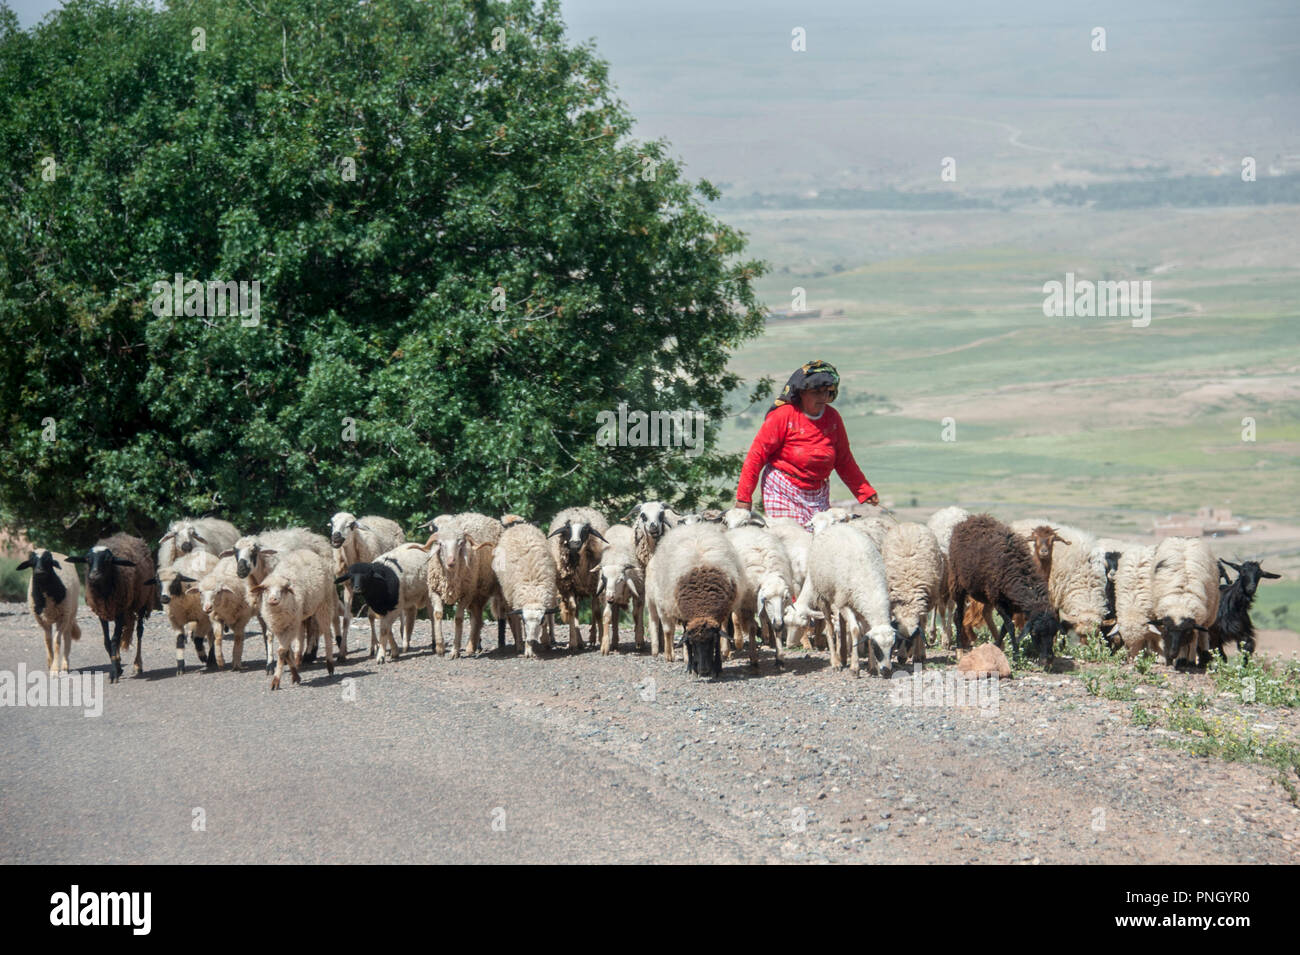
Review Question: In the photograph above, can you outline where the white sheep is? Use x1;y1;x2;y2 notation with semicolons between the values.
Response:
157;550;219;673
422;512;504;658
18;549;81;674
595;525;645;654
726;524;795;667
785;523;895;676
1010;519;1108;637
188;556;262;671
1151;536;1220;666
547;506;609;651
158;517;241;569
1114;545;1160;661
880;522;943;665
644;522;744;676
249;549;337;689
925;505;969;646
327;512;405;654
765;518;821;648
807;506;855;534
227;526;338;659
623;501;676;568
722;506;766;529
493;522;560;658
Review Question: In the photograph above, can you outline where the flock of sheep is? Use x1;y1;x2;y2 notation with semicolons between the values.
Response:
15;502;1280;687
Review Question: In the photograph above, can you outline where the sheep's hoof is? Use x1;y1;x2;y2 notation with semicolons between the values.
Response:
291;669;301;685
327;662;335;676
176;661;185;676
270;675;281;690
265;662;275;674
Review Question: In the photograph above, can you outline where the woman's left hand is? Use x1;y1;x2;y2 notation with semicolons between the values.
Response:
865;493;879;506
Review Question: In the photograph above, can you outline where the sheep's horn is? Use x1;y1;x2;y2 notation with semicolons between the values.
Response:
159;532;176;544
621;505;639;521
177;574;197;583
547;527;567;539
588;529;608;543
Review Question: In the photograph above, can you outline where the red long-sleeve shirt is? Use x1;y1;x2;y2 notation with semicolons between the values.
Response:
736;403;875;505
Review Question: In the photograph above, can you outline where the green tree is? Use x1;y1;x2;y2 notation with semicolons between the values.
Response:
0;0;765;550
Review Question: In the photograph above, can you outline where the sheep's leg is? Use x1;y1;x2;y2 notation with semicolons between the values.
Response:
663;617;675;663
320;609;336;676
131;614;144;675
341;581;353;652
468;606;485;656
206;618;224;670
230;622;245;671
564;597;582;652
55;622;70;673
600;605;614;655
452;607;465;658
290;624;304;684
369;612;378;658
507;613;522;652
542;615;554;648
431;598;447;657
109;616;125;682
633;598;645;650
174;629;187;675
401;607;414;652
40;622;55;673
845;614;863;677
764;615;784;668
745;614;760;668
589;595;604;646
648;604;662;657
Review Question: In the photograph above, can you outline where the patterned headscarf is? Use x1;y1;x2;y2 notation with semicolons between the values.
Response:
766;360;840;416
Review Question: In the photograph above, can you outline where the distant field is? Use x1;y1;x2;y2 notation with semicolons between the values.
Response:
717;205;1300;548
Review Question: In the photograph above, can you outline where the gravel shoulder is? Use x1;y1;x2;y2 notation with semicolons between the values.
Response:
1;602;1296;864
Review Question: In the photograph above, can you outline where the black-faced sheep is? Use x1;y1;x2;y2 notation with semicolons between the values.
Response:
947;515;1059;662
335;544;428;663
66;534;156;682
645;523;744;676
547;507;609;651
1150;536;1220;668
18;549;82;673
157;550;219;674
327;512;405;653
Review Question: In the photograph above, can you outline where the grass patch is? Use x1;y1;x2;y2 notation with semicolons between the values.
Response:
1208;654;1300;708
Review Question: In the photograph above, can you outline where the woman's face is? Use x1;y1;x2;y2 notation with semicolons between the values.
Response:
800;386;832;416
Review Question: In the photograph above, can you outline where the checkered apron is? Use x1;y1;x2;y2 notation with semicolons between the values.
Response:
760;466;830;527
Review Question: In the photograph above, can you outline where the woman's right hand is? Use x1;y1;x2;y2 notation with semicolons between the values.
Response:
734;500;751;510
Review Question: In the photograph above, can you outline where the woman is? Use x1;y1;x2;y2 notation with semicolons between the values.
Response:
735;359;879;526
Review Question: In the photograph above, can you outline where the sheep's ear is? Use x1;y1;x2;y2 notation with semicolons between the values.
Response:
219;548;235;558
177;574;197;583
415;537;434;552
664;508;680;526
357;522;372;532
595;576;606;597
259;548;277;558
184;585;200;595
507;608;523;617
750;514;766;527
808;610;826;621
627;578;640;600
544;607;558;616
249;584;265;595
64;554;86;564
1055;536;1071;547
16;558;32;570
159;532;176;544
192;531;207;543
621;505;640;522
112;558;136;566
1223;560;1241;571
1260;570;1281;579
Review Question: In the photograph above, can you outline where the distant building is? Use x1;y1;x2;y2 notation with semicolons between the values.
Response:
1153;506;1244;539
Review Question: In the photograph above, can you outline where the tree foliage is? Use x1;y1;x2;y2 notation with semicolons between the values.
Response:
0;0;765;550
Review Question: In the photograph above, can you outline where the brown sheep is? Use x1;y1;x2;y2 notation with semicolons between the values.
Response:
66;533;156;682
947;515;1059;661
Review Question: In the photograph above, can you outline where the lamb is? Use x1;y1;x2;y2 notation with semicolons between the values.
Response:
644;523;743;678
336;543;429;663
547;507;609;651
1209;559;1281;658
188;556;262;671
595;525;645;654
157;550;219;674
925;505;969;646
1114;545;1161;661
249;549;337;689
66;533;156;682
327;512;405;654
17;549;81;673
726;524;795;667
1010;519;1107;638
880;522;944;666
492;522;560;658
1150;536;1220;667
784;523;896;676
158;517;241;569
946;515;1059;662
623;501;676;568
421;512;505;657
765;518;818;649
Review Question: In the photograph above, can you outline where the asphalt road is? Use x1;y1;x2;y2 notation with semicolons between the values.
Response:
1;603;1297;864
